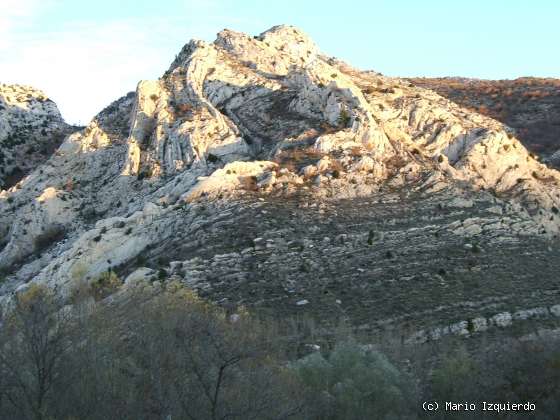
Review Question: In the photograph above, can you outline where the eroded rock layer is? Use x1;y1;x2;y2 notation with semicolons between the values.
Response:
1;26;559;338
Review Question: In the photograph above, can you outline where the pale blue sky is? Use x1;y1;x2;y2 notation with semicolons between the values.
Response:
2;0;558;124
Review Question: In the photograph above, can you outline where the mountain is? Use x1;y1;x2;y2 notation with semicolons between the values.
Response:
409;77;560;167
0;84;78;189
1;25;560;342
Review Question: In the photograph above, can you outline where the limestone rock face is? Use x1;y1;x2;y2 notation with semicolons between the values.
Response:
1;25;560;332
123;43;249;178
409;77;560;165
0;84;76;189
214;25;319;76
287;59;393;157
0;93;136;272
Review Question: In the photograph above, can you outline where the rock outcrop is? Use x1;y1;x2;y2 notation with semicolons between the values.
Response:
1;26;560;339
0;84;77;189
409;77;560;165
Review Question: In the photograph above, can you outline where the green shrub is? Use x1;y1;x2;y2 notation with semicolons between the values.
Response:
291;340;416;419
338;109;351;127
426;341;560;417
431;348;481;402
367;229;375;245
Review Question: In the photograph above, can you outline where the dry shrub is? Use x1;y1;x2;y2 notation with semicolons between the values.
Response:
34;224;66;252
90;270;122;301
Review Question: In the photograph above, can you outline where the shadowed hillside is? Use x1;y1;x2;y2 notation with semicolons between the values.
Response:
409;77;560;166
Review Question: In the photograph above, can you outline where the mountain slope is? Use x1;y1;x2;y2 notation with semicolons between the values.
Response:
409;77;560;166
1;26;559;340
0;84;77;189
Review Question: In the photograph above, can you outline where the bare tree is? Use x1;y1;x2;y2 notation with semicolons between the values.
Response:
113;283;307;420
0;284;73;420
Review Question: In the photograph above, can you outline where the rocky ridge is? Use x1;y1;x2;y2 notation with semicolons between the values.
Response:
409;77;560;166
0;84;77;189
1;26;559;338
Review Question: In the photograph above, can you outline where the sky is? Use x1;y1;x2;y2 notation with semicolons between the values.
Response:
2;0;559;125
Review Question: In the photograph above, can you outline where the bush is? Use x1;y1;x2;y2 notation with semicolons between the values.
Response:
33;224;66;252
90;270;121;301
425;341;560;419
291;340;417;419
338;109;351;127
207;153;219;163
367;229;376;245
430;347;482;403
137;167;152;181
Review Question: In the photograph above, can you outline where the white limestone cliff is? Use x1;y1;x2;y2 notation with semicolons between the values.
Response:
1;24;560;309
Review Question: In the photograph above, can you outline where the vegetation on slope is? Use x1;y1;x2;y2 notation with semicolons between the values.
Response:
0;281;558;419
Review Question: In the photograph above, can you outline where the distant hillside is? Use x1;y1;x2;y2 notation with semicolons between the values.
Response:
409;77;560;165
0;84;78;190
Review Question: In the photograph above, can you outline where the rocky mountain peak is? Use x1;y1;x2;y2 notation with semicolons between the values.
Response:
214;25;319;73
1;26;560;327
